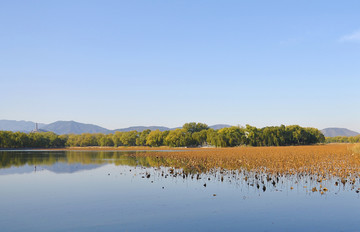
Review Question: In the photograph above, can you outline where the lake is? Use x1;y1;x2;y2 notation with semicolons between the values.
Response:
0;150;359;232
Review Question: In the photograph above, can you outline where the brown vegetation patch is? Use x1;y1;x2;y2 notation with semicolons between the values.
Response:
128;144;360;179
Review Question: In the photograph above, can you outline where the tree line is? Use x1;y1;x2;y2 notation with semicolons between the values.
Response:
0;131;67;148
325;135;360;143
0;123;325;148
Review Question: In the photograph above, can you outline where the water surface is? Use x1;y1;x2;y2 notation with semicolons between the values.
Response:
0;150;359;232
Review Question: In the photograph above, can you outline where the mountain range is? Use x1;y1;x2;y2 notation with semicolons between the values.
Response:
320;128;359;137
1;120;359;137
0;120;232;135
0;120;46;132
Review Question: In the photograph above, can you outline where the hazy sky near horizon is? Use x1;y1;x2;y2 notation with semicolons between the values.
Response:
1;1;359;131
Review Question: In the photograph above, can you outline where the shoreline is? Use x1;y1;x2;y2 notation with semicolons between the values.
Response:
0;146;189;151
0;143;347;152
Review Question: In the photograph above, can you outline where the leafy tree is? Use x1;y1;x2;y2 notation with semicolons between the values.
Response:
146;130;163;147
112;132;123;147
136;129;151;146
164;129;191;147
192;130;208;146
218;126;246;147
245;125;261;146
99;134;114;146
183;122;209;133
206;129;221;147
120;131;138;146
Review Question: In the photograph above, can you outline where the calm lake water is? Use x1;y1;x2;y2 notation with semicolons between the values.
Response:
0;150;359;232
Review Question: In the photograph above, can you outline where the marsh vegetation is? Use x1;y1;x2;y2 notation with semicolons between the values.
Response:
1;144;359;194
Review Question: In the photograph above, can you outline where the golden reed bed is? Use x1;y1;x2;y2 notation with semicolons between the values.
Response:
123;144;360;180
42;144;360;179
36;144;360;193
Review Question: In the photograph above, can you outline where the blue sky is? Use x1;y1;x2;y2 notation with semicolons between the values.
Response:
1;0;359;131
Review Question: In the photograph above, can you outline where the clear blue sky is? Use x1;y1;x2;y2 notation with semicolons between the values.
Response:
1;0;359;131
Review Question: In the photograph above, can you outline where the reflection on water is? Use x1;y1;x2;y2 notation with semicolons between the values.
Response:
1;150;359;194
0;150;359;232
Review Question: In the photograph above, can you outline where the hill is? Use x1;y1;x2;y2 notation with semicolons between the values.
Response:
112;124;232;132
0;120;248;135
41;121;111;135
209;124;232;130
0;120;46;132
113;126;170;132
321;128;359;137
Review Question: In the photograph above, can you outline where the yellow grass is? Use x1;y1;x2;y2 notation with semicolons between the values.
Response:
41;144;360;180
23;144;360;193
350;144;360;154
127;144;360;179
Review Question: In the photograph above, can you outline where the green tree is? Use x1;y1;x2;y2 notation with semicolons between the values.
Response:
182;122;209;133
112;132;123;147
136;129;151;146
245;125;261;146
165;129;190;147
146;130;163;147
120;131;138;146
192;130;208;146
99;134;114;146
218;126;246;147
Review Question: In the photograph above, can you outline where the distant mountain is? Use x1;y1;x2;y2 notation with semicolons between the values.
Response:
0;120;46;132
209;124;232;130
114;126;170;132
113;124;232;132
0;120;238;134
41;121;111;135
321;128;359;137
